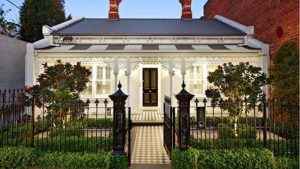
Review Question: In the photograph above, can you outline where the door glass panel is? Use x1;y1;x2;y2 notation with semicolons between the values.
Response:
151;70;157;89
144;69;150;89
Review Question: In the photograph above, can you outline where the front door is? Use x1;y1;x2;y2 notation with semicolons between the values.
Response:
143;68;158;107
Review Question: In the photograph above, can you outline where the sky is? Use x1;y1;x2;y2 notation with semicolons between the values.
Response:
2;0;207;22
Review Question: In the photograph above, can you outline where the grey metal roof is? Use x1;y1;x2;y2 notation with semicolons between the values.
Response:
56;18;245;36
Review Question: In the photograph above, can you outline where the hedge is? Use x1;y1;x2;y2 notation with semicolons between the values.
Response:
35;136;113;152
190;138;299;157
172;148;299;169
0;147;129;169
0;147;37;169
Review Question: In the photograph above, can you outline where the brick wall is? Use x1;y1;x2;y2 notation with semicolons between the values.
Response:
204;0;299;60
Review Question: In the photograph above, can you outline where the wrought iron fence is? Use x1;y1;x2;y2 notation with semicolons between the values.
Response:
188;97;299;157
0;88;114;153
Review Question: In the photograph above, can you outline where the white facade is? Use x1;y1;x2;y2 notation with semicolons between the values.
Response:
25;15;270;114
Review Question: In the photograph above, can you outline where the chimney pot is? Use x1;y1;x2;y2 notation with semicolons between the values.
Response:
180;0;192;20
109;0;122;20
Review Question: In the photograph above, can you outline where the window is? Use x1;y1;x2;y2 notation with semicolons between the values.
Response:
82;65;112;97
96;66;111;95
188;64;203;94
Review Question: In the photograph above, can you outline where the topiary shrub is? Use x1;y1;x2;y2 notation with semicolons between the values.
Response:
109;155;128;169
171;148;198;169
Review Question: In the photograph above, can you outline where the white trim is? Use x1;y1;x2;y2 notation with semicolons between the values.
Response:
52;35;244;45
42;17;85;36
214;15;254;36
25;43;35;86
33;37;52;49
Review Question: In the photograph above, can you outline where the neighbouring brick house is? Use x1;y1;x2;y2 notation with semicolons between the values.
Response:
204;0;299;60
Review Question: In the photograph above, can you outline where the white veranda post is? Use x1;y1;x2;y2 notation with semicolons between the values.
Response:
125;59;131;107
168;61;174;104
113;58;119;91
181;58;186;82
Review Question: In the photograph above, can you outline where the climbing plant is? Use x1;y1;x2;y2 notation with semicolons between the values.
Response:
270;41;299;105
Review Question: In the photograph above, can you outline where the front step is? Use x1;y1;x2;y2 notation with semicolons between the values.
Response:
130;164;171;169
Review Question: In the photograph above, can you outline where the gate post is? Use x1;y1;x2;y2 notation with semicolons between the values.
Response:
109;82;128;155
176;81;194;151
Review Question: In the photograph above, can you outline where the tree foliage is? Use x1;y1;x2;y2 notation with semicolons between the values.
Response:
0;4;19;37
19;0;67;42
24;60;91;125
205;62;269;117
270;41;299;104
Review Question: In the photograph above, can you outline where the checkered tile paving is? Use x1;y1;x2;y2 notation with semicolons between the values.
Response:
131;126;170;164
132;110;163;122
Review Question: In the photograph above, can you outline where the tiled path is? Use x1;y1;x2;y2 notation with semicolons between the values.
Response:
131;126;170;165
132;110;163;122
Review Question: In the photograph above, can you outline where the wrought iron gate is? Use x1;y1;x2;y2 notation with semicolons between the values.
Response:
163;96;175;156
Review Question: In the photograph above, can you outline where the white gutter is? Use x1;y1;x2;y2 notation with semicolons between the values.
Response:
32;37;52;49
214;15;254;36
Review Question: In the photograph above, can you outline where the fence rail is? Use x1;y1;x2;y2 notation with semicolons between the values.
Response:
0;89;114;153
188;97;299;157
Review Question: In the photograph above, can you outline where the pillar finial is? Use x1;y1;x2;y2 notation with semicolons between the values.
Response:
182;81;186;89
118;81;122;89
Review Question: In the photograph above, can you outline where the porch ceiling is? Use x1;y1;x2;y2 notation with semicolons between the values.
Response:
36;44;260;53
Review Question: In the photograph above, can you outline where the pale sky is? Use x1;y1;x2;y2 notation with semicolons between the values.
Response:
2;0;207;22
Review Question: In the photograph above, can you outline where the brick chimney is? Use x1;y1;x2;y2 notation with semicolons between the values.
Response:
180;0;192;20
108;0;122;20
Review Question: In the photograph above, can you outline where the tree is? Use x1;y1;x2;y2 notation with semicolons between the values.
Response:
270;41;299;105
19;0;67;42
0;4;19;37
24;60;91;126
205;62;269;134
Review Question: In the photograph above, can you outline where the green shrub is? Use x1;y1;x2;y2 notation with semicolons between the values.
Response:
109;155;128;169
238;124;256;139
190;137;299;157
37;151;110;169
171;148;198;169
0;147;37;169
276;157;299;169
217;124;235;139
35;136;113;152
0;147;129;169
49;127;85;137
83;118;113;129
